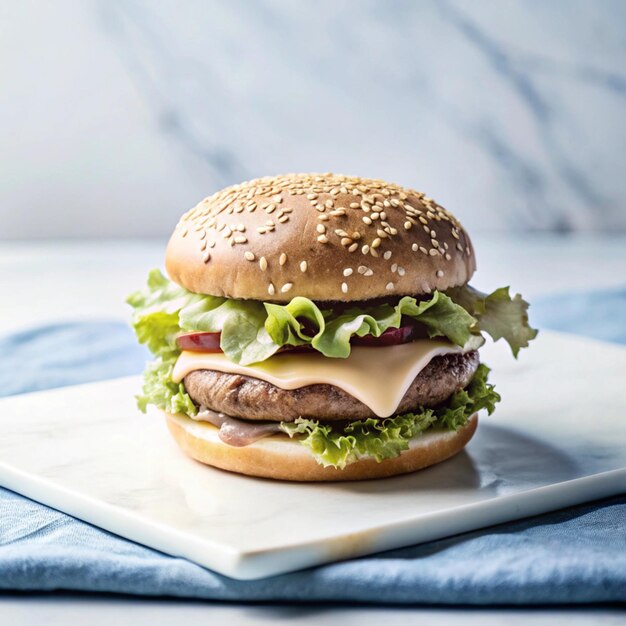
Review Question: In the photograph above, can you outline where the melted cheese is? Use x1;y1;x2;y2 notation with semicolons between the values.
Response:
173;339;473;418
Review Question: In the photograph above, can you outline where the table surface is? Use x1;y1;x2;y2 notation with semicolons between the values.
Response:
1;234;625;624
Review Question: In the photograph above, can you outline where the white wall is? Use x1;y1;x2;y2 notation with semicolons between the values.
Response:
1;0;625;239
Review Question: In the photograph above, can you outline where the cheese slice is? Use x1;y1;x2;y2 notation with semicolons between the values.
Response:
173;338;479;418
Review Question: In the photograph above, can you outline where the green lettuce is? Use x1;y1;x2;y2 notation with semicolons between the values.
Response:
447;285;538;357
136;356;197;416
280;364;499;469
128;270;490;366
265;291;477;359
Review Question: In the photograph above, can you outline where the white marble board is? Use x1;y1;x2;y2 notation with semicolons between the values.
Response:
0;331;624;580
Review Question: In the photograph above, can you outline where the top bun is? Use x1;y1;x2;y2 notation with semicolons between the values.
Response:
165;173;475;302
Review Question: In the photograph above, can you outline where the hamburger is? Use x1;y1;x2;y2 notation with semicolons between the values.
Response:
128;173;536;481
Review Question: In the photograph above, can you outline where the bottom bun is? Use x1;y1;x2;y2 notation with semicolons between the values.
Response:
165;412;478;482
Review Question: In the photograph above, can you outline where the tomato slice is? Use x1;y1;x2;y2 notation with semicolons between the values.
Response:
176;331;222;352
177;324;420;353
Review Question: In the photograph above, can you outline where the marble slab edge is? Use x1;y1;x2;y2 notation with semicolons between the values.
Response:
1;460;623;580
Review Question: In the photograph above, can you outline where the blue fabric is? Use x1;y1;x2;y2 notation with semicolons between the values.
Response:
0;291;625;604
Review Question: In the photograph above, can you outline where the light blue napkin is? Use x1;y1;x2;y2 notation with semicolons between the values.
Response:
0;292;624;604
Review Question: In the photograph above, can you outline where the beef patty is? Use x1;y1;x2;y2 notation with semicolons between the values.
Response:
183;350;479;422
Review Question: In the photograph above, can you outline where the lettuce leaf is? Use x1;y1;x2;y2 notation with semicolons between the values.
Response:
280;364;499;469
127;269;201;359
447;285;538;357
180;296;279;364
127;270;486;365
136;355;197;416
306;292;477;359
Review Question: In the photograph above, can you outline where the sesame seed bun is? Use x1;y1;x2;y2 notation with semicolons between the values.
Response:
165;173;475;302
165;411;478;482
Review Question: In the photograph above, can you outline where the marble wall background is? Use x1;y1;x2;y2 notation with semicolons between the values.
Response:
1;0;625;239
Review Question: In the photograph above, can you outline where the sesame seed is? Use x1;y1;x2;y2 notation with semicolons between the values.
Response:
397;267;406;276
307;193;318;200
279;252;287;266
316;224;326;234
436;270;444;277
371;238;381;248
266;204;276;214
341;237;352;247
335;229;349;238
317;234;329;243
391;263;398;273
348;243;358;252
361;244;370;255
445;253;452;260
371;212;380;220
202;252;211;263
383;250;392;260
420;246;428;254
343;268;353;276
281;283;293;293
370;247;379;258
259;256;268;271
411;243;419;252
358;265;367;274
350;202;360;208
341;282;348;294
208;240;216;248
419;216;428;225
234;235;247;244
431;239;439;248
362;216;372;225
244;251;255;261
325;199;334;209
429;249;438;256
404;221;412;230
268;283;275;296
300;261;308;272
278;215;289;223
364;268;374;276
385;282;394;291
181;227;188;237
